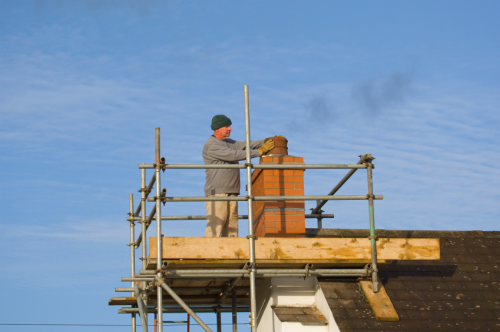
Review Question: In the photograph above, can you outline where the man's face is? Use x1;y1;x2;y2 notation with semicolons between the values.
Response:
214;124;231;139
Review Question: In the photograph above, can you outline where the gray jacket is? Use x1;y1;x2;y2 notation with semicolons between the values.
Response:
203;135;264;196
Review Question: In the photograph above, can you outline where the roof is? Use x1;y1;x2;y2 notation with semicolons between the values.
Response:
306;229;500;331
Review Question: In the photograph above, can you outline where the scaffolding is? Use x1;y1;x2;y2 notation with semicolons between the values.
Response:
111;85;383;332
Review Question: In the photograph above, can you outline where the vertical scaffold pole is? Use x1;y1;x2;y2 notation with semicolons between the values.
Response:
232;290;237;332
141;169;148;271
216;307;222;332
140;168;148;327
243;85;257;331
316;199;323;229
155;128;164;332
128;194;137;332
366;155;379;293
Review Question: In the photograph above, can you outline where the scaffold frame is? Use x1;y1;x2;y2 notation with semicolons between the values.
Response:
116;85;382;332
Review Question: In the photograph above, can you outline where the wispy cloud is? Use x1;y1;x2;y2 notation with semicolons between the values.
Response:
0;218;128;243
351;69;414;114
34;0;158;17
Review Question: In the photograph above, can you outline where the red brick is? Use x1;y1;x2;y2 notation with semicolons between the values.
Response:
263;202;285;208
283;176;299;183
286;228;306;234
263;176;280;183
284;189;304;196
251;169;262;181
285;222;297;228
294;182;304;189
274;182;294;189
262;189;279;196
283;215;305;222
263;182;274;189
295;222;305;228
264;215;284;222
264;222;275;228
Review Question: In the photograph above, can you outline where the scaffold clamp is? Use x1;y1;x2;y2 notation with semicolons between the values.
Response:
160;157;167;172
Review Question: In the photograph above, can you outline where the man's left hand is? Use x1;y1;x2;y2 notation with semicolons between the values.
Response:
258;139;275;156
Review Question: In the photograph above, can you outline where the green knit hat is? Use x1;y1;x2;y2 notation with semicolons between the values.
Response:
211;114;232;130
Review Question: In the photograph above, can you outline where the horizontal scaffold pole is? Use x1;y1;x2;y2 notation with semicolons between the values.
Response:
147;195;383;202
121;268;368;281
123;273;366;280
115;286;249;293
139;164;368;170
127;214;334;221
137;268;367;275
119;307;250;314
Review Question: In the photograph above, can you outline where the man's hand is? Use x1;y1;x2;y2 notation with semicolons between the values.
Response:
258;139;275;156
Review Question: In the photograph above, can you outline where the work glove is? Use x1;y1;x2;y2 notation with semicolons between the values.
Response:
258;139;275;156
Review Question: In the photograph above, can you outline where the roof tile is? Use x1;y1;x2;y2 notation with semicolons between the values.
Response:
480;291;500;301
313;229;500;331
468;272;499;282
326;298;357;309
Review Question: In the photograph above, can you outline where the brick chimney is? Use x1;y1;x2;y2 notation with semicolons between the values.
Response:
251;137;305;237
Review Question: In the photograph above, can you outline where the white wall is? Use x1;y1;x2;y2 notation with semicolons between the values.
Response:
255;277;340;332
313;279;341;332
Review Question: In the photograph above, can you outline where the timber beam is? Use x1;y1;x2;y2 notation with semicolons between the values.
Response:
149;237;440;261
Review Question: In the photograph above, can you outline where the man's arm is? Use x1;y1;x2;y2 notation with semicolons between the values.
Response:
232;139;264;150
205;142;260;162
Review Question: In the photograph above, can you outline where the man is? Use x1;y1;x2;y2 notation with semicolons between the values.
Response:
203;114;275;237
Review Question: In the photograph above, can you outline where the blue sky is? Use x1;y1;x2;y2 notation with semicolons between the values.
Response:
1;1;499;331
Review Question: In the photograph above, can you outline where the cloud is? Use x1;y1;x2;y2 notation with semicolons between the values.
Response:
285;68;415;132
351;70;414;114
0;219;128;244
305;94;334;123
34;0;157;17
285;93;338;133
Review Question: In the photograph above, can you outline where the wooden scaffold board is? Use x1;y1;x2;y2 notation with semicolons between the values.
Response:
149;237;440;261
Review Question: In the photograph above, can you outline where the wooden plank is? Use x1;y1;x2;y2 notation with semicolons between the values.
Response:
359;280;399;321
149;237;440;261
109;297;136;305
